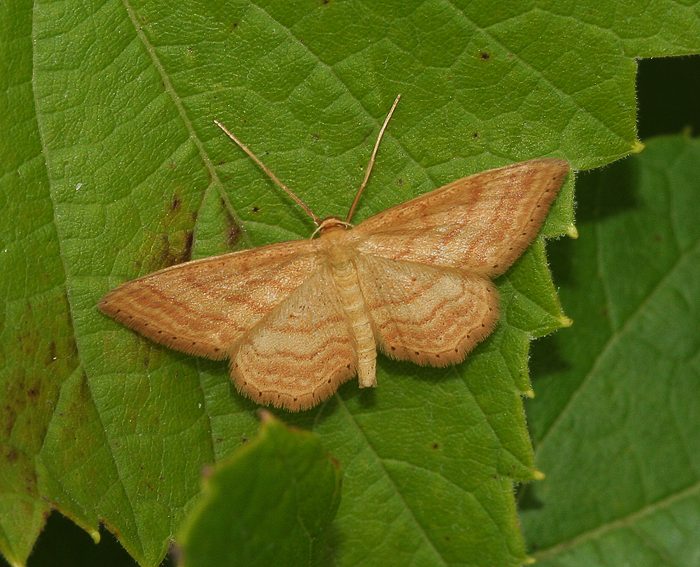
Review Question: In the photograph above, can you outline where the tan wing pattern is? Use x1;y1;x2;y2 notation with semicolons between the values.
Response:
356;254;499;366
99;240;320;360
355;158;569;277
230;265;357;411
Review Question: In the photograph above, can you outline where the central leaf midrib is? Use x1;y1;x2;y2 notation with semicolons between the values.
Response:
535;235;700;451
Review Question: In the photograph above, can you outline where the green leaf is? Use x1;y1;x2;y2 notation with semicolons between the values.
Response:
521;135;700;564
179;414;341;567
0;2;79;563
2;1;700;565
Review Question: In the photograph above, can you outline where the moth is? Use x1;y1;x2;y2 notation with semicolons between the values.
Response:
100;95;569;411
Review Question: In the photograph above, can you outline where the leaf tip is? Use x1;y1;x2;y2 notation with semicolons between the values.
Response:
559;315;574;328
88;528;101;544
524;388;535;399
524;556;537;565
532;469;546;481
566;224;579;239
630;140;645;154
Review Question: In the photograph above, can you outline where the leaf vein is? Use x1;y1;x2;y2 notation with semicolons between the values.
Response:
537;236;700;449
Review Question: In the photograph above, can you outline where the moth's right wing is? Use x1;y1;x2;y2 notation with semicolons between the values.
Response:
355;159;569;278
230;265;357;411
99;239;321;360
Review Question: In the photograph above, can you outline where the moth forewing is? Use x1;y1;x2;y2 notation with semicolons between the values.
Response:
355;159;569;277
99;240;321;361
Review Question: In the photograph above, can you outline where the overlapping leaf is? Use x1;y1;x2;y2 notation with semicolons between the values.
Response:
522;135;700;565
179;414;341;567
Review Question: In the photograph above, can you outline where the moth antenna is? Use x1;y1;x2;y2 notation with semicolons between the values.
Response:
214;119;322;226
345;94;401;224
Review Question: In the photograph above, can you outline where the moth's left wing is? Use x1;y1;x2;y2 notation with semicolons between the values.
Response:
354;158;569;277
99;239;321;360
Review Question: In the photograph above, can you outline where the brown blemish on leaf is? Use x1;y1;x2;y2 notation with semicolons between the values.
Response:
228;225;241;247
3;402;16;438
479;51;491;61
24;469;38;493
158;230;194;268
221;197;243;248
138;188;201;272
4;295;76;451
184;230;194;258
45;341;57;366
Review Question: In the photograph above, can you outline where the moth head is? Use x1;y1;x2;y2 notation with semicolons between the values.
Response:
314;216;353;237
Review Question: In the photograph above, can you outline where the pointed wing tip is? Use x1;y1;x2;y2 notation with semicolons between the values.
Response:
98;290;118;317
98;284;133;320
554;158;570;174
536;156;569;167
97;287;139;329
538;157;570;176
525;158;570;199
98;284;229;361
525;157;570;179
